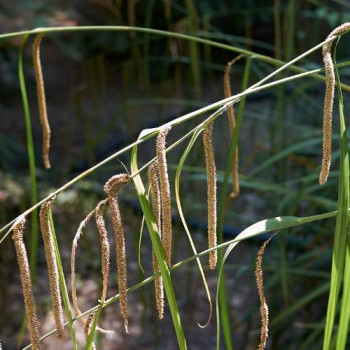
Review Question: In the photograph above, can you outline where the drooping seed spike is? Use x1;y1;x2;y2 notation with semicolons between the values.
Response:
320;23;350;185
255;234;274;350
104;174;131;332
156;126;173;267
39;196;65;340
148;162;164;319
203;122;217;269
13;217;41;350
71;205;99;322
33;34;51;169
95;200;110;304
224;55;243;135
71;199;111;336
224;55;243;198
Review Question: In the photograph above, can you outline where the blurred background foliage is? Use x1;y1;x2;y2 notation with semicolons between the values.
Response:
1;0;350;349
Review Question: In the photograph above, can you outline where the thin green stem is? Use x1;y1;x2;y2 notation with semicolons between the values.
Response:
18;35;39;279
0;26;349;90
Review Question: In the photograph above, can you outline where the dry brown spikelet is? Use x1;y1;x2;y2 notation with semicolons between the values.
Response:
320;23;350;185
255;235;275;350
224;55;243;198
84;312;96;350
71;206;97;322
203;122;217;269
148;162;164;319
39;196;65;339
95;200;110;304
13;218;41;350
104;174;131;332
71;199;111;337
33;34;51;169
156;126;173;267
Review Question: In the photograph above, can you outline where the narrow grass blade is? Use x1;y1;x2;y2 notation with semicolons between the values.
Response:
247;137;323;180
323;38;349;350
49;212;78;350
85;308;102;350
299;323;325;350
174;126;213;327
138;214;146;273
270;282;330;325
131;138;187;350
334;40;350;350
336;246;350;349
18;35;39;279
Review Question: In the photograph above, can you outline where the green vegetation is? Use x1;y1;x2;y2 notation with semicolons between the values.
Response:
1;1;350;349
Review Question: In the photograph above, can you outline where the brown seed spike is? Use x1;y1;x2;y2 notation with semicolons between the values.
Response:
84;312;96;350
148;162;164;319
33;34;51;169
104;174;130;332
95;200;110;304
156;126;173;267
255;235;274;350
12;218;41;350
320;23;350;185
224;55;243;198
71;206;98;323
203;122;217;269
71;199;111;336
39;196;65;340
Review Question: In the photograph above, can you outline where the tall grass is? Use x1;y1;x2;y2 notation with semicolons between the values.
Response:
1;22;350;350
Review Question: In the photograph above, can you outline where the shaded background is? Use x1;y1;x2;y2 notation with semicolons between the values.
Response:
1;0;350;349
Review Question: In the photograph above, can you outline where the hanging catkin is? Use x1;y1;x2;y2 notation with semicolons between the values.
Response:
319;23;350;185
71;198;112;338
33;34;51;169
148;162;164;319
71;206;98;322
255;235;274;350
156;126;173;267
12;217;40;350
104;174;130;332
39;196;64;339
224;55;243;198
95;200;110;304
203;122;217;269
